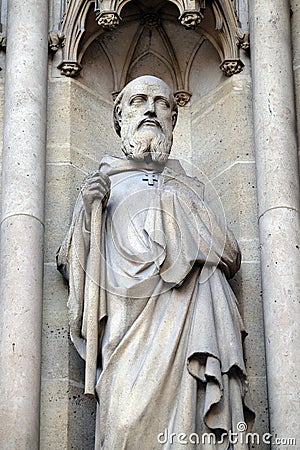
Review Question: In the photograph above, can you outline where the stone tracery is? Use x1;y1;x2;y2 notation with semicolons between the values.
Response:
56;0;247;100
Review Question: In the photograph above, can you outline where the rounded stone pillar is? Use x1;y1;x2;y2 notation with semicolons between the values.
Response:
291;0;300;156
249;0;300;445
0;1;48;449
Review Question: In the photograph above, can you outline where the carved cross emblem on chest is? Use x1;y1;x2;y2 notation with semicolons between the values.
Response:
142;172;159;186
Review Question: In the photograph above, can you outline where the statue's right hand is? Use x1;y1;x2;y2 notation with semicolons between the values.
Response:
80;171;111;224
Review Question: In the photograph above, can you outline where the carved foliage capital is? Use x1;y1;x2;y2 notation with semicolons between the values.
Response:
96;11;121;31
220;59;244;77
174;90;192;107
0;33;6;49
49;31;65;53
57;61;82;77
236;28;250;51
180;11;204;30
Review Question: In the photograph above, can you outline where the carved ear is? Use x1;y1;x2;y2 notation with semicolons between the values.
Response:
116;104;122;125
113;102;123;136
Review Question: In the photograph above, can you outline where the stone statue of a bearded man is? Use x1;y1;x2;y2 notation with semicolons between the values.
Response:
57;75;254;449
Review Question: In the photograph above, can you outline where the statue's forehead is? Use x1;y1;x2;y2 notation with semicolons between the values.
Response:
123;79;171;99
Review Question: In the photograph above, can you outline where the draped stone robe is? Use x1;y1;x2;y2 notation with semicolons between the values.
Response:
57;155;255;450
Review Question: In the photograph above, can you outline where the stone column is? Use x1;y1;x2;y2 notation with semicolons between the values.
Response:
291;0;300;156
249;1;300;445
0;1;48;449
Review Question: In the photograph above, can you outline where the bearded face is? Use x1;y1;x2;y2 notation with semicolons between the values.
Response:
114;77;178;164
120;114;173;164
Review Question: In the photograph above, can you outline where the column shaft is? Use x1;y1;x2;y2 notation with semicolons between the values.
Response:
0;1;48;449
249;0;300;445
291;0;300;156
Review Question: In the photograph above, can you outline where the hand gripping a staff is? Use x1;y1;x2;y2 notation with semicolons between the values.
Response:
80;171;111;230
80;170;111;396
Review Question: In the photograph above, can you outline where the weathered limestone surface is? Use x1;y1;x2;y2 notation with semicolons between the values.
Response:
291;0;300;157
0;0;48;448
0;218;44;447
250;0;300;445
0;83;4;205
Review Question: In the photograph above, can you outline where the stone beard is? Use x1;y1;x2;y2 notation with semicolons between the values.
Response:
120;114;173;164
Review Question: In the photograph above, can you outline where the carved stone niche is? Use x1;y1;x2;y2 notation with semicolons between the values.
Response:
56;0;247;84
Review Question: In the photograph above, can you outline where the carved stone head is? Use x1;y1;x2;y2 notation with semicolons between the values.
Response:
113;75;178;164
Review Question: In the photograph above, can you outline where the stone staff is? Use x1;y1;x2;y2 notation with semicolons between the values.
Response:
84;198;102;396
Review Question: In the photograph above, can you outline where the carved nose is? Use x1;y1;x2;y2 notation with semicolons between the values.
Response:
144;99;156;116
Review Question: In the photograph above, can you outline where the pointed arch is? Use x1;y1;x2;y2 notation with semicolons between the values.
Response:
57;0;244;77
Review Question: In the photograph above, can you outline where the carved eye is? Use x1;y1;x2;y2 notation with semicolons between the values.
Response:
130;95;146;106
155;98;170;109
